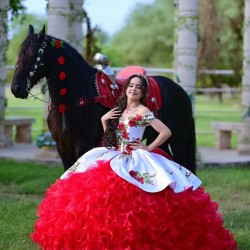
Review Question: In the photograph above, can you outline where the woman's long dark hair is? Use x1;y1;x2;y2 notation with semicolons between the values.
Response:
102;74;149;148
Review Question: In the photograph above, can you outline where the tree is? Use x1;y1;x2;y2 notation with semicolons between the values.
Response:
198;0;244;90
198;0;221;90
109;0;175;68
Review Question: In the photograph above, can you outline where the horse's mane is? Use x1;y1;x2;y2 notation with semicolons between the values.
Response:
44;35;98;109
45;34;97;78
17;34;39;72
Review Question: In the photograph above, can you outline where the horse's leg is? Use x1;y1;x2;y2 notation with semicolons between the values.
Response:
57;149;77;171
167;118;196;174
47;111;77;171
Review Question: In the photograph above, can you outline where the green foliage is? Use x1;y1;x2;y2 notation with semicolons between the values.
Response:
109;0;175;67
100;44;125;67
198;0;244;88
36;131;56;148
9;0;26;20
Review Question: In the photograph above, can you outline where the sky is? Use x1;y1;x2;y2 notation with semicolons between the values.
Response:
23;0;155;35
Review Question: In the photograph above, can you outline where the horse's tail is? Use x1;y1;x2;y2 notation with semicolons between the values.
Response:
186;116;196;174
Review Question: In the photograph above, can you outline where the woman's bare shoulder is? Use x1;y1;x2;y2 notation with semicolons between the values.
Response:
138;106;152;115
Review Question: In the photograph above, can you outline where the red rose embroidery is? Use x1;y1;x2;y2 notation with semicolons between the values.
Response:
129;170;144;184
55;40;61;48
59;104;66;113
78;98;88;108
122;131;129;139
59;71;66;80
60;88;67;95
118;122;125;131
135;115;142;121
129;170;137;178
128;118;136;127
137;177;144;184
125;144;133;153
58;56;65;65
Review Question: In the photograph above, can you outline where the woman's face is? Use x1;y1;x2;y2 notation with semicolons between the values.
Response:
126;77;143;101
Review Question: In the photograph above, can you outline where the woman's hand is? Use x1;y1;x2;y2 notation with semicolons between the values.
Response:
130;140;148;151
101;107;121;131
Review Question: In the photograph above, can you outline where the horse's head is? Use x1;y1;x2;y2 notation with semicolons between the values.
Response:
11;25;48;98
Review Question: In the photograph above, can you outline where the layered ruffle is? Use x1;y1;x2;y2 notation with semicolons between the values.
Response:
31;160;237;250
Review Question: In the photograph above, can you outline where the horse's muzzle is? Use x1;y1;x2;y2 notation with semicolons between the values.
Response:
11;85;29;99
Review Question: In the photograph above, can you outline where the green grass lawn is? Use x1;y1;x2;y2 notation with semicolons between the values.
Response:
0;159;249;249
195;93;241;148
5;85;242;148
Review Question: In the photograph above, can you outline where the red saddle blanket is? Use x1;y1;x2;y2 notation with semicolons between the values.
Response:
95;66;162;112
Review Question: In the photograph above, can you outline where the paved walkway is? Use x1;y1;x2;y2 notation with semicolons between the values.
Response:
0;143;250;167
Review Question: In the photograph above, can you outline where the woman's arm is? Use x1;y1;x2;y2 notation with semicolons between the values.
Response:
101;107;121;131
146;119;172;152
130;118;171;152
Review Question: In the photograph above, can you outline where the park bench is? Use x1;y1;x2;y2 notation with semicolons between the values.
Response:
211;121;242;149
4;117;35;146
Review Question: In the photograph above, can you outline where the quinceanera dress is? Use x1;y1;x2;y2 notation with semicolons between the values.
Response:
31;112;237;250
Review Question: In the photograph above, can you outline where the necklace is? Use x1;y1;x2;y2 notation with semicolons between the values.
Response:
125;104;139;113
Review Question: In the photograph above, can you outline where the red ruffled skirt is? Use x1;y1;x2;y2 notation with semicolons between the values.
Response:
31;160;237;250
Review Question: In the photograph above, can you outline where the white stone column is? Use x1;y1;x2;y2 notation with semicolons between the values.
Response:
68;0;84;54
238;0;250;155
48;0;69;39
0;0;9;147
173;0;199;114
43;0;70;121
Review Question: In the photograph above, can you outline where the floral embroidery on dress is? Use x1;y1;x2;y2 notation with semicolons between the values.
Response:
118;153;132;164
95;151;110;159
127;113;155;127
166;169;173;175
185;172;191;178
129;170;156;185
117;112;155;154
67;161;80;172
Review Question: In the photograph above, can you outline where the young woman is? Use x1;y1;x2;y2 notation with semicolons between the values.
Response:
31;74;237;249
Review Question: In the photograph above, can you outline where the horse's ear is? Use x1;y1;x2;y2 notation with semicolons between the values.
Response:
37;25;46;42
28;25;34;36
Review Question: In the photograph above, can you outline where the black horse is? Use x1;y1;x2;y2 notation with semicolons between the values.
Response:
11;25;196;173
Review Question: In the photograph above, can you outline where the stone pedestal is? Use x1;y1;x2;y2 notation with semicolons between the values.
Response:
35;147;60;159
16;124;32;143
